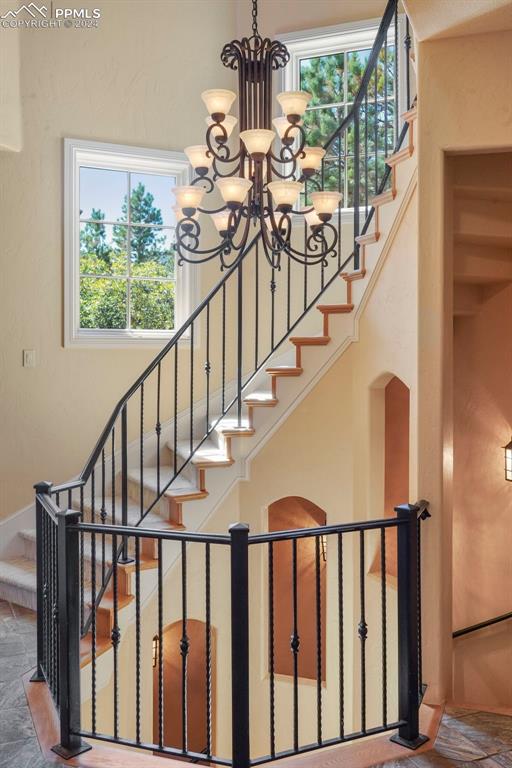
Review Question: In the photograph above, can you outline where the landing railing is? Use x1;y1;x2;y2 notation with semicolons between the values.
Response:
37;0;414;641
32;498;430;762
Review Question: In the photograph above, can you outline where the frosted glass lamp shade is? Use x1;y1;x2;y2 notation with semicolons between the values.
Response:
272;116;302;143
201;89;236;119
206;115;238;142
276;90;312;120
184;145;213;172
240;129;274;159
216;176;252;208
267;180;303;212
299;147;326;175
303;208;323;229
310;190;342;221
173;185;206;213
211;210;232;235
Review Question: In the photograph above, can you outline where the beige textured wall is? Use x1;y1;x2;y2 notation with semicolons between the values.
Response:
0;0;237;519
0;0;22;151
416;29;512;703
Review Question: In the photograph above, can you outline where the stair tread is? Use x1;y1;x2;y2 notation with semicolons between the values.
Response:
266;366;303;375
386;146;413;166
244;392;278;405
0;556;36;591
290;336;330;345
173;440;233;466
317;303;354;313
127;468;207;499
212;416;254;434
371;189;396;206
355;231;380;245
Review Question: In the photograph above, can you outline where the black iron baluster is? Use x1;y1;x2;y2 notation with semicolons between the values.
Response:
135;536;141;744
156;363;162;497
381;527;388;728
181;541;190;754
338;533;344;739
315;536;322;746
111;531;120;740
101;448;107;583
353;110;360;270
303;222;308;312
291;538;300;753
221;283;226;413
270;266;276;352
80;484;85;635
42;502;48;680
174;344;178;477
359;530;367;734
417;516;423;698
286;246;291;333
365;91;369;215
255;240;259;370
237;262;243;426
91;501;97;736
52;518;58;700
205;543;212;759
121;406;130;563
158;538;164;749
384;33;389;158
230;523;250;768
32;482;52;683
405;18;411;109
111;427;116;526
205;305;211;439
268;541;276;758
190;322;194;455
338;135;342;269
140;384;144;522
374;64;379;195
394;5;399;139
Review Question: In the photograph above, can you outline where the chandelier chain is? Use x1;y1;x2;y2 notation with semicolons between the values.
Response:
251;0;258;36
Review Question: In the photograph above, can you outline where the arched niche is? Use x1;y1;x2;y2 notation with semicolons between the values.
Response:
268;496;327;681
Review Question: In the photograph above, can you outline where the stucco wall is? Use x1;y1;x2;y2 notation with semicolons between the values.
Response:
416;28;512;703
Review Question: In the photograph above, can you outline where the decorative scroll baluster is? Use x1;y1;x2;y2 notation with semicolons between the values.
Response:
381;527;388;727
158;538;164;749
359;530;368;734
315;535;323;746
268;541;276;758
111;532;120;740
291;538;300;752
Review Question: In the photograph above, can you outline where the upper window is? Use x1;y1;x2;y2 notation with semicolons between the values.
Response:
281;17;405;209
64;140;192;347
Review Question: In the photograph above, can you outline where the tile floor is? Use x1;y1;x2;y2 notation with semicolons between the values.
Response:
0;598;511;767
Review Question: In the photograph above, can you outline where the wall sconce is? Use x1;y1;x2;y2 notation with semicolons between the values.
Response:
504;437;512;481
152;636;159;668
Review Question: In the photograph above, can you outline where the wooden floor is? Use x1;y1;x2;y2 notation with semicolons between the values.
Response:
2;599;512;768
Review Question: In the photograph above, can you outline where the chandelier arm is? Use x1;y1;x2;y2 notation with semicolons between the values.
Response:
191;175;214;193
227;205;252;252
212;156;244;180
268;160;300;180
259;227;283;269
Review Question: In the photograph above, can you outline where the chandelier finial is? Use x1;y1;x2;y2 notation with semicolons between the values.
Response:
251;0;259;37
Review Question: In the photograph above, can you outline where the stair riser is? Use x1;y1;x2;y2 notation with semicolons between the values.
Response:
126;479;172;520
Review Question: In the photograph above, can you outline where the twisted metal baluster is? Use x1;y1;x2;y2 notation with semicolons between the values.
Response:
359;530;368;734
315;536;323;746
291;539;300;752
381;527;388;727
158;538;164;749
268;541;276;758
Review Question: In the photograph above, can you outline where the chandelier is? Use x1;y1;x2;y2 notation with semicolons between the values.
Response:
172;0;342;269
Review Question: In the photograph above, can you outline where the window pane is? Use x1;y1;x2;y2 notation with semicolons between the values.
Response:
303;107;343;148
347;101;395;157
346;154;388;206
130;280;175;330
130;227;175;278
80;223;128;276
129;173;175;227
300;53;344;106
347;45;395;102
80;277;127;329
79;167;128;222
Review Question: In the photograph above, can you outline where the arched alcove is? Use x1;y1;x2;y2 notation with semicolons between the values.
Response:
268;496;326;680
152;618;215;754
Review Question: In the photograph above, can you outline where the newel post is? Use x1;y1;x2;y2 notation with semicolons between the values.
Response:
230;523;250;768
390;504;428;750
30;480;52;683
52;508;91;759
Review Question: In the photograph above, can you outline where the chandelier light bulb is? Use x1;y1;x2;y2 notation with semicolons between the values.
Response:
205;115;238;143
272;116;302;144
201;89;237;121
216;176;253;209
310;190;343;222
276;90;312;121
210;210;232;235
299;146;326;176
184;145;213;174
172;185;206;214
240;129;275;160
267;180;303;212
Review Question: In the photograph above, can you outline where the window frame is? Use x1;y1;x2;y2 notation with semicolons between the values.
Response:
279;15;407;220
64;138;194;348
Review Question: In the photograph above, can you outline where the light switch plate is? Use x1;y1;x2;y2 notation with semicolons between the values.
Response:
23;349;36;368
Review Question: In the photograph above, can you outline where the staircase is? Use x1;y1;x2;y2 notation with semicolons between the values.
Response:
0;110;418;622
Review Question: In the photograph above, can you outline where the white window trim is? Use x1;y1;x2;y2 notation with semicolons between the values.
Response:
280;16;407;224
64;138;196;349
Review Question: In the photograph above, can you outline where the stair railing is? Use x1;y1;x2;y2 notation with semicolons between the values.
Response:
34;0;415;640
36;500;430;762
